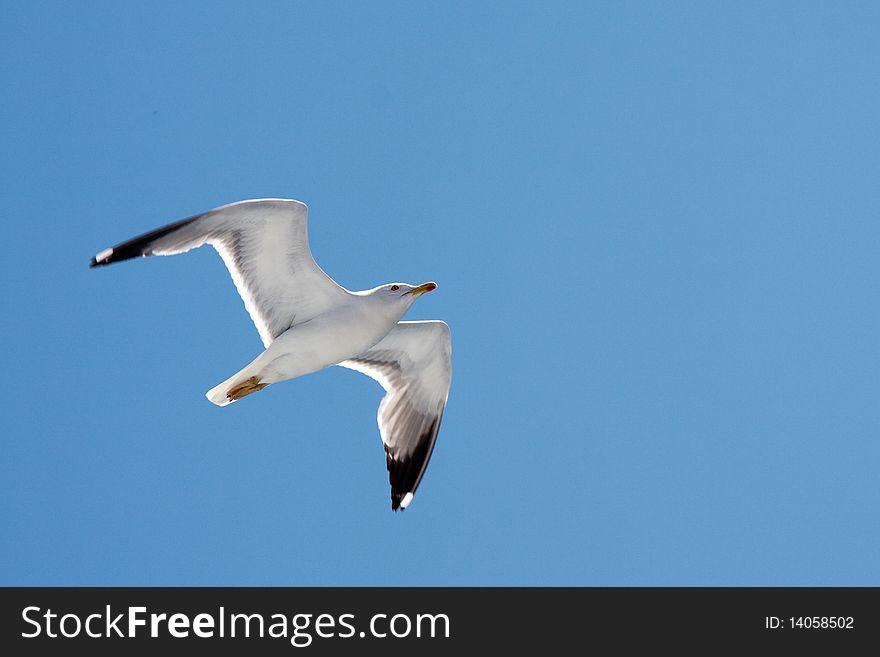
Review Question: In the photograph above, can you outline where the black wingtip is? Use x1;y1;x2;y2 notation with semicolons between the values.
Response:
90;245;120;268
386;416;441;512
88;211;203;270
90;249;121;267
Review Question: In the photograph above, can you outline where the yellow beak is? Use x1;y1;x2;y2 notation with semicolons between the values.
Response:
407;281;437;298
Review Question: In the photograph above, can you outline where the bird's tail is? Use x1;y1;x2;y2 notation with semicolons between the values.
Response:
206;370;270;406
206;379;235;406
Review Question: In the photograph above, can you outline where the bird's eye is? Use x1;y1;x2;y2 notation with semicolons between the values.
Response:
391;285;399;291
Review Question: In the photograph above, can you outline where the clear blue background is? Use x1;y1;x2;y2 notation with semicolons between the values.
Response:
2;1;878;585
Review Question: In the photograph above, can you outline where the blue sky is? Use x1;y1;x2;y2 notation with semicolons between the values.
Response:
2;1;879;585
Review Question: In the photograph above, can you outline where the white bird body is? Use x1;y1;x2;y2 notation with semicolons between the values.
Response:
91;198;451;510
206;289;415;406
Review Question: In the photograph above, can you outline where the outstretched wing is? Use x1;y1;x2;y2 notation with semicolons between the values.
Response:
339;320;452;510
90;198;350;347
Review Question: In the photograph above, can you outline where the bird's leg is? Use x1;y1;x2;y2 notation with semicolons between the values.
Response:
226;376;269;401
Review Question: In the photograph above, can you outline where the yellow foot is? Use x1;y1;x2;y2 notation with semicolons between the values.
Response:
226;376;269;401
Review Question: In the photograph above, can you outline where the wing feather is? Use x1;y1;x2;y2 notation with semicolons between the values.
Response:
90;198;350;346
340;320;452;510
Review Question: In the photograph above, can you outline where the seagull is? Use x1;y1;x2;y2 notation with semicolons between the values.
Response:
90;198;451;511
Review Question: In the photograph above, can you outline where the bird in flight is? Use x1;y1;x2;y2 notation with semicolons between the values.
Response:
91;198;451;510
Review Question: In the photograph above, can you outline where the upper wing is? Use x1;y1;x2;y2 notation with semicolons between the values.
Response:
90;198;350;347
339;320;452;511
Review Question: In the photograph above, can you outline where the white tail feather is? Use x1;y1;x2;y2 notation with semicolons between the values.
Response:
206;380;235;406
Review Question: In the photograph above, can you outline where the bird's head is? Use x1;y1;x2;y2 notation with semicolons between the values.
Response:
389;281;436;300
375;281;437;309
365;282;437;324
